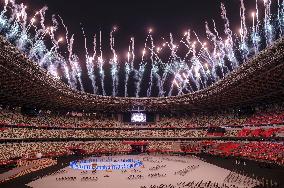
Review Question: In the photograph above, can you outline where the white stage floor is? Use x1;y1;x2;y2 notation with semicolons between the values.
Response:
27;154;259;188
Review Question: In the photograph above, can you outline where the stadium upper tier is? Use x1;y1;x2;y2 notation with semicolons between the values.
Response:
0;35;283;112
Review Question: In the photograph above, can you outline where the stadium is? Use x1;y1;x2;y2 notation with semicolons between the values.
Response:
0;0;283;188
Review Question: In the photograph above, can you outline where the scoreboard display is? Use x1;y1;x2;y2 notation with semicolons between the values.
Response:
131;113;147;123
122;112;155;123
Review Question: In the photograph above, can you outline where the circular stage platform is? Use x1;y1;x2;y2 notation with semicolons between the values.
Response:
69;157;143;171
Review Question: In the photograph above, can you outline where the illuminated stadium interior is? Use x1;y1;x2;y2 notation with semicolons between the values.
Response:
0;0;283;188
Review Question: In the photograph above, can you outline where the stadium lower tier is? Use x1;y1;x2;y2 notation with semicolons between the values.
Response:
0;141;283;166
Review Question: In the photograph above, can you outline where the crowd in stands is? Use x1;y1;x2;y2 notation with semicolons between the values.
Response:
181;141;284;165
0;126;283;140
0;108;120;128
0;127;207;139
146;141;284;165
0;106;283;140
157;113;246;128
0;141;131;164
0;104;283;129
0;104;283;167
245;105;284;126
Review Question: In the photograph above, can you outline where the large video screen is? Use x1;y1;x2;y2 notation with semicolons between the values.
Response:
131;113;147;123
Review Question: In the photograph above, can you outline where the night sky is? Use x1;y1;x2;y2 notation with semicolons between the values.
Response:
6;0;265;96
21;0;256;49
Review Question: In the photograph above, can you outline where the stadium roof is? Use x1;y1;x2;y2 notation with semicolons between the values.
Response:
0;36;283;112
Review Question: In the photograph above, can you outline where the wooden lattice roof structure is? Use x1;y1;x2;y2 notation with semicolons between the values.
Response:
0;35;283;112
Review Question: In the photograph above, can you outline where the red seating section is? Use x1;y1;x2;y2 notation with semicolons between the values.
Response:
245;112;284;126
